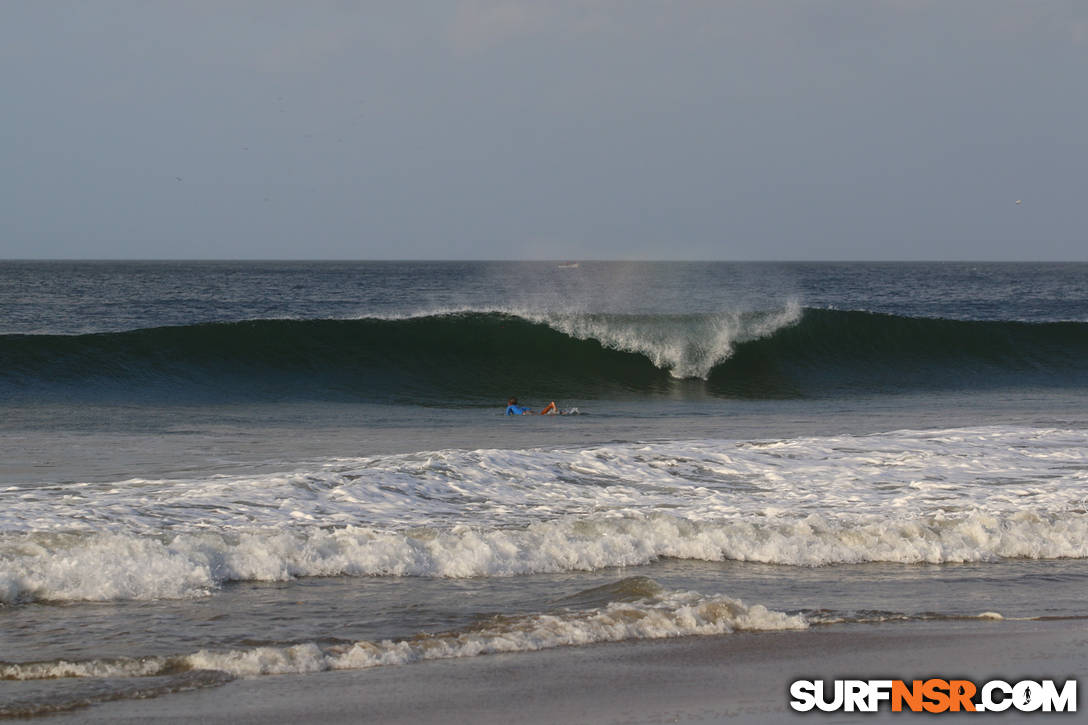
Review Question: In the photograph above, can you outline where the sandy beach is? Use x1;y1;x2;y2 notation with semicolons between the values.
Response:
34;618;1084;724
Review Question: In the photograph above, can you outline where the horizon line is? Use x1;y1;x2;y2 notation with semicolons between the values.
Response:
2;258;1086;264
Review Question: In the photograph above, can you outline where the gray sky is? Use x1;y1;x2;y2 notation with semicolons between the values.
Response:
2;1;1085;260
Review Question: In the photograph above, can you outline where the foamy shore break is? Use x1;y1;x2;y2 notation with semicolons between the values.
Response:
5;426;1087;604
49;618;1086;725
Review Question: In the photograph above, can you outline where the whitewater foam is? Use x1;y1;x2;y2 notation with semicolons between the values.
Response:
1;583;804;681
4;509;1088;603
5;426;1086;532
3;426;1087;603
528;303;802;379
361;303;803;379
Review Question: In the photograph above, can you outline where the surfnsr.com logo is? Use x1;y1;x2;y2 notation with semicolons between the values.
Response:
790;678;1077;713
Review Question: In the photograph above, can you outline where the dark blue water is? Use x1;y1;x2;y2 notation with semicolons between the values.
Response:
2;262;1086;406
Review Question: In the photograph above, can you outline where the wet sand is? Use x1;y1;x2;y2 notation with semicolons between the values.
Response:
38;619;1086;724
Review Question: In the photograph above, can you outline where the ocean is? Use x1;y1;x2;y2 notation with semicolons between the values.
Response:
2;261;1087;718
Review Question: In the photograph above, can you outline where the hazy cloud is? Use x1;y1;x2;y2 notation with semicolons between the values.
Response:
1;1;1085;260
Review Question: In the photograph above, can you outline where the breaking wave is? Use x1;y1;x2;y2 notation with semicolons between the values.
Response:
3;511;1087;604
3;307;1086;403
1;579;802;683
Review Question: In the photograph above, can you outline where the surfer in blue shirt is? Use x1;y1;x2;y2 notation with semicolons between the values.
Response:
506;397;558;415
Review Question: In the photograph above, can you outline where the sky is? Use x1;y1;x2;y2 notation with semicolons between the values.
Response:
1;1;1086;261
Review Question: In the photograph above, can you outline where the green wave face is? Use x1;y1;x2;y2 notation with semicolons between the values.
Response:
2;310;1087;404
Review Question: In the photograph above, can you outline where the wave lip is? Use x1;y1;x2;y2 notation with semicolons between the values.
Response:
527;302;802;379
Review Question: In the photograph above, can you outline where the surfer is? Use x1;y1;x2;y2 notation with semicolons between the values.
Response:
506;397;558;415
